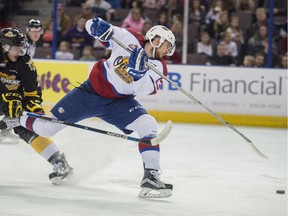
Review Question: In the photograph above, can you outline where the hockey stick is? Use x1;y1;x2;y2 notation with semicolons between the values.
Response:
22;111;172;146
111;36;268;159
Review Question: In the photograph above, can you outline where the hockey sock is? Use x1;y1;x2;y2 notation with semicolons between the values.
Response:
138;142;160;170
30;136;60;161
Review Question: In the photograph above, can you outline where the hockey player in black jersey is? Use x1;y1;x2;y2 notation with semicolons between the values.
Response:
1;19;43;144
0;27;73;184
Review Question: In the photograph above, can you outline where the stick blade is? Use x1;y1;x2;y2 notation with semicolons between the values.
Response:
150;120;173;146
248;140;269;159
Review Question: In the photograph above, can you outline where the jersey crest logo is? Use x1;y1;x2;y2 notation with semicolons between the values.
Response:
26;59;36;71
113;56;133;84
155;77;163;90
0;72;21;90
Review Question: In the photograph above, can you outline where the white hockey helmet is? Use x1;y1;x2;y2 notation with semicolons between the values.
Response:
145;25;176;56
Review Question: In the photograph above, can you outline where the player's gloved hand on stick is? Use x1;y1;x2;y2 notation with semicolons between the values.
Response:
89;17;114;41
1;91;23;118
127;48;148;81
24;97;44;113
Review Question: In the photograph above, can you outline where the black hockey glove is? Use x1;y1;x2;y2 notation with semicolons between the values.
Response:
24;97;45;113
1;92;23;118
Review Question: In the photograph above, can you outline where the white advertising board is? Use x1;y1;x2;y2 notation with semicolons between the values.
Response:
136;65;287;117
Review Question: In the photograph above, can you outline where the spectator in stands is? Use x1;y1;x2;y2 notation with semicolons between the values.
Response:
235;0;255;12
55;41;74;60
225;16;244;62
205;1;222;25
127;0;143;10
64;16;94;51
43;3;72;45
142;0;165;11
124;0;149;21
247;24;277;55
250;7;268;32
171;13;183;51
74;3;94;24
141;19;153;36
221;31;238;57
226;16;244;44
204;4;221;38
254;52;265;67
160;0;183;23
279;53;288;68
80;45;96;61
189;0;206;29
242;55;255;67
277;23;287;55
122;7;145;34
86;0;116;22
213;10;230;40
42;21;53;47
197;31;213;57
208;42;235;66
155;11;170;28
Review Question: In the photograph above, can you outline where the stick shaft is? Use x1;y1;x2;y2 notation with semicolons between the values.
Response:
23;112;150;144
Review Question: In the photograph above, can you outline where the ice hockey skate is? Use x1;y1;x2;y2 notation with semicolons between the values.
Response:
138;169;173;198
49;153;73;185
0;129;20;144
0;116;20;130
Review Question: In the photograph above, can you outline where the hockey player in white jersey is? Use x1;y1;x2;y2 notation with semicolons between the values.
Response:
1;17;176;198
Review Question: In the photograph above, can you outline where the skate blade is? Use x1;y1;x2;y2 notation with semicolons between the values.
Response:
138;187;172;198
50;171;73;185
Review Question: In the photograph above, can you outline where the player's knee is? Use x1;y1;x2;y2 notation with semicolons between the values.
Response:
127;114;158;138
20;115;62;137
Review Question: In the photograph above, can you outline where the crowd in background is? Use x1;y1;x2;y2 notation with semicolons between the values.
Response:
0;0;287;68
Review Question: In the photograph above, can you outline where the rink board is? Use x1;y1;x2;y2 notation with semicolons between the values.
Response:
34;60;287;128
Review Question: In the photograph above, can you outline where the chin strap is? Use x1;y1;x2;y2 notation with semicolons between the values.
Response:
149;38;162;58
152;47;156;58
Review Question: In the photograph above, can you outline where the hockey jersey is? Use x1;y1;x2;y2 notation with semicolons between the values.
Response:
88;26;168;99
0;51;42;103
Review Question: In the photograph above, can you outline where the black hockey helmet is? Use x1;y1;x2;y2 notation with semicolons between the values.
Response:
0;27;26;47
0;27;27;55
26;19;42;32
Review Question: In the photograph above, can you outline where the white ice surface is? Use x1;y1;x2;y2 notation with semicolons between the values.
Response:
0;119;287;216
